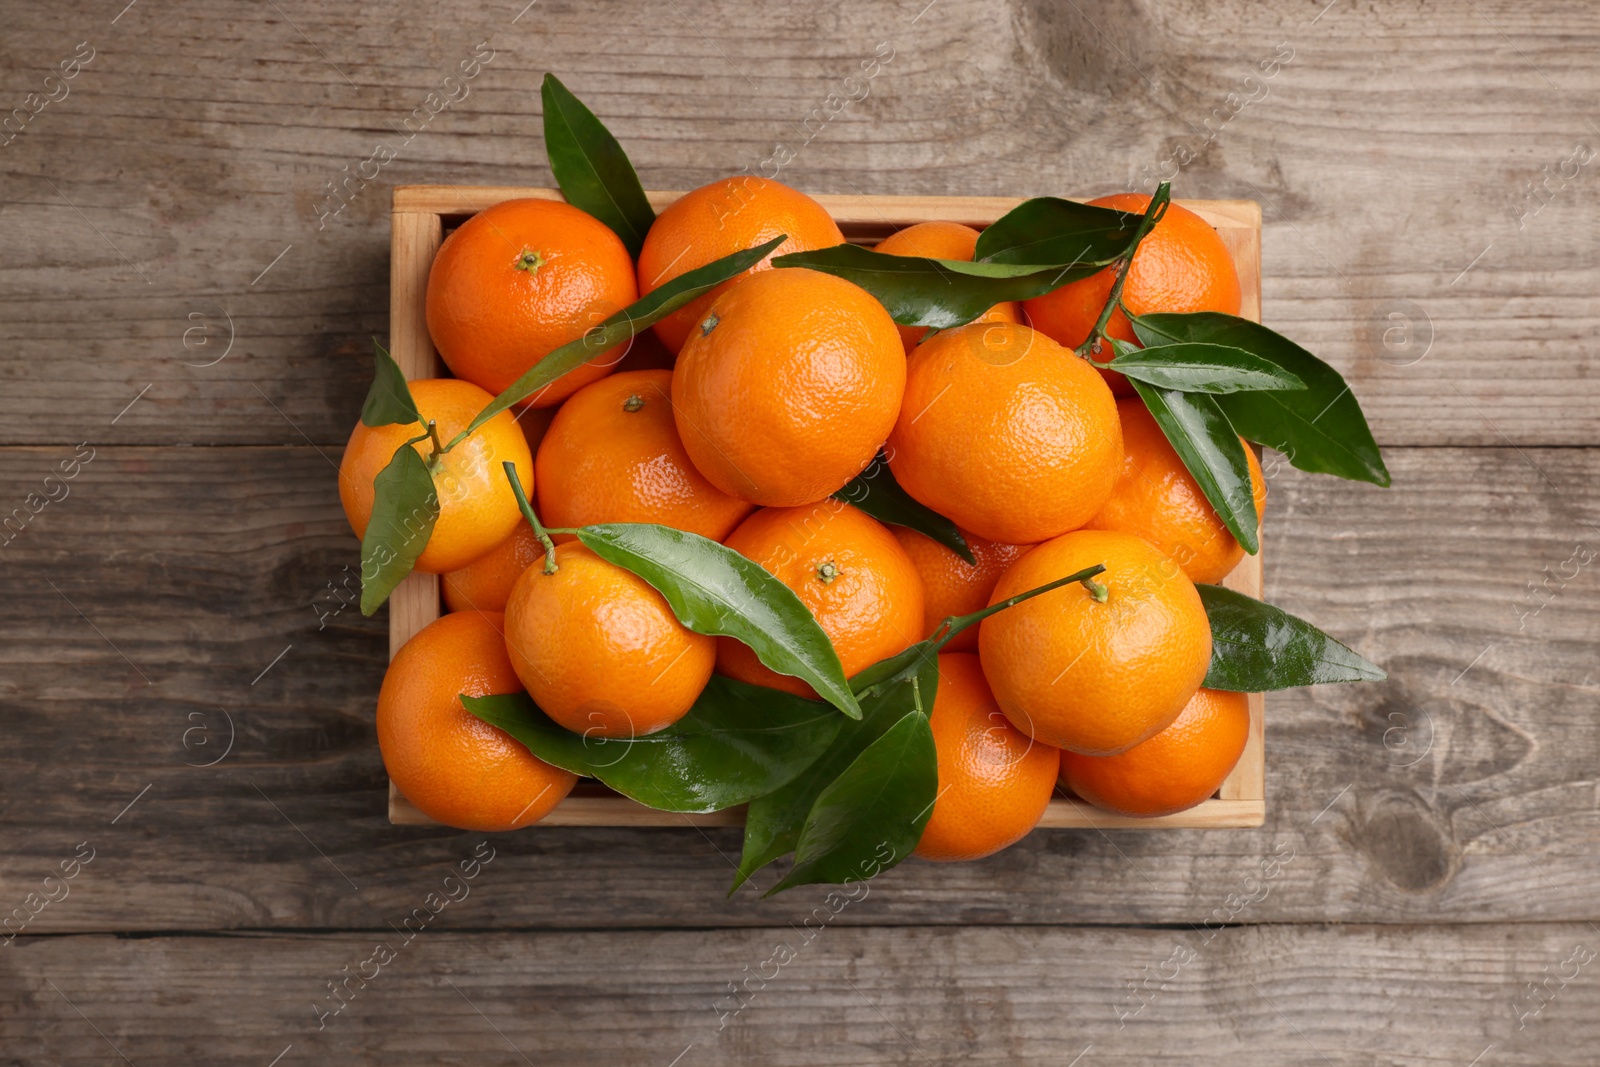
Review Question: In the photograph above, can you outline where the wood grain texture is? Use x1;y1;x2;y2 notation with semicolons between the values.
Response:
3;0;1599;1053
5;925;1598;1065
393;184;1265;230
383;210;444;657
0;0;1594;446
388;787;1267;830
2;444;1595;931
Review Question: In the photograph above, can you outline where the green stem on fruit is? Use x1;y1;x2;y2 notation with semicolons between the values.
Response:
927;564;1107;651
1076;182;1172;365
399;428;434;469
423;419;446;462
1081;576;1109;603
502;461;559;574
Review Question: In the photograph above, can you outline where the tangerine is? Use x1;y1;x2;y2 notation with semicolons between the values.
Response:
978;529;1211;755
377;610;576;831
887;322;1122;545
535;369;753;541
873;222;1021;355
338;378;534;574
717;499;924;697
891;526;1030;653
1023;194;1240;396
1085;397;1266;585
441;523;542;614
1060;687;1250;817
636;176;844;354
914;653;1060;862
673;268;905;508
503;541;714;738
426;197;638;405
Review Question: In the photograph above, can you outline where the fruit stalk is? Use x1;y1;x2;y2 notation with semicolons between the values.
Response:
502;461;559;574
1077;182;1172;364
423;419;445;462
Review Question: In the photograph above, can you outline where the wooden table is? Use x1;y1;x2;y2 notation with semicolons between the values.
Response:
4;1;1596;1062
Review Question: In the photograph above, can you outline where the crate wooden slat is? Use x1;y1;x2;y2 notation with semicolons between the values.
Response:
387;186;1266;829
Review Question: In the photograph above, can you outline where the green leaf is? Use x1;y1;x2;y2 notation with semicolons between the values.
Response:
835;453;973;564
449;236;786;446
1130;312;1389;487
768;706;938;895
733;659;925;893
574;523;863;721
1129;379;1260;555
1197;584;1386;690
540;73;655;259
1108;342;1307;394
731;564;1103;893
973;196;1144;267
462;676;841;813
358;442;438;615
360;341;423;427
771;244;1101;329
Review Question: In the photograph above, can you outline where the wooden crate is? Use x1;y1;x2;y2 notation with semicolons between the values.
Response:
386;186;1266;830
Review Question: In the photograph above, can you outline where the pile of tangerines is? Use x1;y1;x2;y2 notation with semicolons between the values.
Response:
337;78;1383;892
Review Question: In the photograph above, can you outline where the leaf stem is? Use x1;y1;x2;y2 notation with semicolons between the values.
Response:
502;461;559;574
1076;182;1171;364
423;419;445;461
929;564;1107;651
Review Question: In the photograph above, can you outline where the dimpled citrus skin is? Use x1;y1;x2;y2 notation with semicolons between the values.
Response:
891;526;1031;653
377;611;576;831
672;268;905;508
1085;398;1267;585
426;197;638;405
873;222;1022;356
1024;194;1241;396
535;369;753;542
914;653;1060;862
442;523;542;614
1061;687;1250;817
887;322;1123;545
338;378;534;574
717;499;924;698
503;542;714;738
637;176;845;354
978;529;1211;756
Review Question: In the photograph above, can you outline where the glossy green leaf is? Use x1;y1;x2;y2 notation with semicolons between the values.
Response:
541;73;655;259
1198;584;1386;690
835;453;973;564
450;236;786;445
733;658;927;893
772;244;1098;329
731;565;1103;893
973;196;1143;267
1108;341;1307;394
358;442;438;615
767;706;938;895
461;676;841;813
1129;379;1260;555
360;341;423;427
574;523;862;721
1131;312;1389;487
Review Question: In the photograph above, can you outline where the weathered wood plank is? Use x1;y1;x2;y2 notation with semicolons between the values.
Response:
0;0;1596;445
4;925;1597;1064
1;443;1597;929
